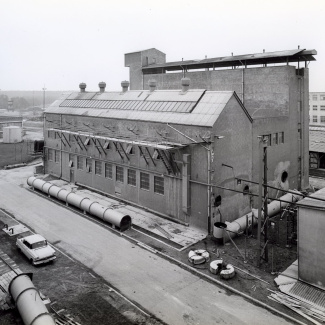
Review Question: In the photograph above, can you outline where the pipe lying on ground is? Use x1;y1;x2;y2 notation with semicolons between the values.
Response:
27;176;131;231
215;191;303;242
9;273;55;325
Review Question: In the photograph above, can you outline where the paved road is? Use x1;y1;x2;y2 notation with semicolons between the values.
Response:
0;167;294;325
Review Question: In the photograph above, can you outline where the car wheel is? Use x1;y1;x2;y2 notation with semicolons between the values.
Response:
17;247;21;252
30;259;34;265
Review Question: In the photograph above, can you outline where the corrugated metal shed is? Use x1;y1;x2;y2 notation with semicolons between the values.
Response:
309;130;325;153
45;90;239;127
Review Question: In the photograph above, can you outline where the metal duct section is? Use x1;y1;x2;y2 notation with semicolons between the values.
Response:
9;273;55;325
217;191;303;242
27;177;131;231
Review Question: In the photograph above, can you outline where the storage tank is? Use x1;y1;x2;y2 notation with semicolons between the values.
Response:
3;126;22;143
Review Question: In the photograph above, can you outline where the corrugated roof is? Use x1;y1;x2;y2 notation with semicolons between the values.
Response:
45;90;242;127
309;130;325;153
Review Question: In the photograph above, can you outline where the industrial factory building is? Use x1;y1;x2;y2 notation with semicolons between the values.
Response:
44;48;316;233
125;48;316;191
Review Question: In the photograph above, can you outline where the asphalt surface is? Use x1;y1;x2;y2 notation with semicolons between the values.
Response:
0;165;296;325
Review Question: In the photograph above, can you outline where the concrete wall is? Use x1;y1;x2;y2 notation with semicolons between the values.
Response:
0;141;36;168
298;206;325;290
211;96;253;225
125;49;166;90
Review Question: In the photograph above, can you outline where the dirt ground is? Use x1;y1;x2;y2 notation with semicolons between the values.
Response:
0;210;166;325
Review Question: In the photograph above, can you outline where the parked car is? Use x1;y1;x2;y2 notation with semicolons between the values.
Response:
16;234;56;265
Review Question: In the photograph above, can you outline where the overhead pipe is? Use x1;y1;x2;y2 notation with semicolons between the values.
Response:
9;273;55;325
216;191;303;242
27;176;131;231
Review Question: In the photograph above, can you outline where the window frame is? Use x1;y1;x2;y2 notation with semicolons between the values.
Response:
127;169;136;186
54;150;60;163
154;176;164;195
116;166;124;183
105;163;113;179
95;160;102;175
77;156;83;170
140;172;150;191
86;158;92;173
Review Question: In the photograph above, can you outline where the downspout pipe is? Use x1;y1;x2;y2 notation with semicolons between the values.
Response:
217;191;303;242
27;176;131;231
9;273;55;325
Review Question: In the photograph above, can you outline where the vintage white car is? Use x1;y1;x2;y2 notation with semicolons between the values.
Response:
16;234;56;265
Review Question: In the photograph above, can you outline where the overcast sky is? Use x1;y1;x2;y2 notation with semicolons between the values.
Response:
1;0;324;92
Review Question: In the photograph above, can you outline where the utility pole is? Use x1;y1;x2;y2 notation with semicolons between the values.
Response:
257;136;268;267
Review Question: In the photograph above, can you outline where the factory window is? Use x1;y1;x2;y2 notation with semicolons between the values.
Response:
48;149;53;161
272;133;278;145
69;154;74;168
321;117;325;123
313;105;318;110
312;95;318;101
55;150;60;163
127;169;136;186
95;161;102;175
86;158;92;173
278;132;284;144
153;149;161;160
313;116;318;123
116;166;124;183
103;141;110;150
321;95;325;101
321;106;325;111
154;176;164;195
105;163;112;179
84;138;90;146
77;156;83;170
262;134;271;146
126;144;134;155
140;172;150;190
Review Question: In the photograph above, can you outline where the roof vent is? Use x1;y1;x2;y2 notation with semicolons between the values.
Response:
148;80;157;92
121;80;130;93
98;81;106;93
181;77;190;92
79;83;86;93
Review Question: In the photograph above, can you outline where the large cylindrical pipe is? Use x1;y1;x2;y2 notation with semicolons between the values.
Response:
27;177;131;230
9;273;55;325
48;186;62;198
222;191;303;242
103;208;132;231
66;192;84;208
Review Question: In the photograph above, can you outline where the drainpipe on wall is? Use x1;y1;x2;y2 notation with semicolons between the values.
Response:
298;76;304;189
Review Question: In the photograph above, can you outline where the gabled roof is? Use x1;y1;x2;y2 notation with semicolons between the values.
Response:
46;90;252;127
